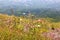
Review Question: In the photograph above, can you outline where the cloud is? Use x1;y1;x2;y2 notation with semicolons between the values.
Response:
44;0;60;3
13;0;22;2
0;0;60;3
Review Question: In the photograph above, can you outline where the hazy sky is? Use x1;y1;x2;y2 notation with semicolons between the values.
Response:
0;0;60;8
0;0;60;3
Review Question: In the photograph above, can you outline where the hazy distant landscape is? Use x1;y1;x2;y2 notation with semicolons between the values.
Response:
0;0;60;22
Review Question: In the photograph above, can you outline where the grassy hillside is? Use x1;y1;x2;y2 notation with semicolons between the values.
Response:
0;14;60;40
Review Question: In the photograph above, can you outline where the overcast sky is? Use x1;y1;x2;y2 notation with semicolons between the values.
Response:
0;0;60;8
0;0;60;3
